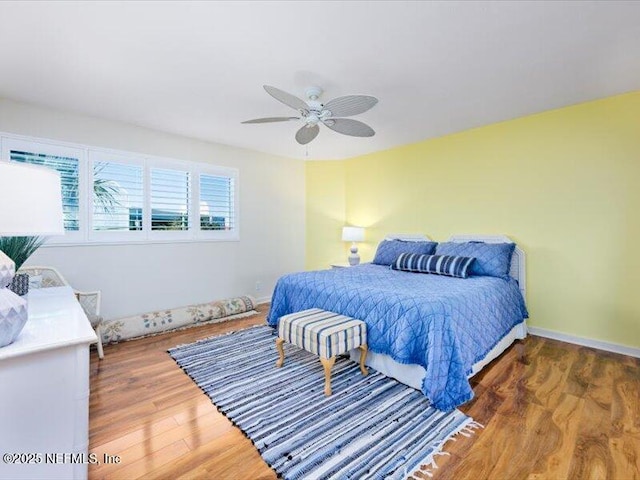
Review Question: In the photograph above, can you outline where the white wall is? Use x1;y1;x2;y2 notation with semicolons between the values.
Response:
0;98;305;319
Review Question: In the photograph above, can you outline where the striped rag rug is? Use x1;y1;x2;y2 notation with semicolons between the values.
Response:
168;325;479;480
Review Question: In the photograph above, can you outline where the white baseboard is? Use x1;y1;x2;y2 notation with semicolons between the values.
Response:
528;326;640;359
254;295;271;305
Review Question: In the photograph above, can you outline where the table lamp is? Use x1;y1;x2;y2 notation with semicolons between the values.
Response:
0;162;64;347
342;226;365;266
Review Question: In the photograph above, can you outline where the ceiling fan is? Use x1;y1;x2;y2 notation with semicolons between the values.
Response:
242;85;378;145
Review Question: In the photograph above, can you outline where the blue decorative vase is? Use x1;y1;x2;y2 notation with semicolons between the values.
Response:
9;273;29;296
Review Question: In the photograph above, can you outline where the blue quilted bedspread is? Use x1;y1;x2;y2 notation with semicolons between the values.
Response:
267;264;528;411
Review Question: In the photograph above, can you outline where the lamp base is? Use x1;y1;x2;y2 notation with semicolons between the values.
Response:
0;287;28;348
348;243;360;266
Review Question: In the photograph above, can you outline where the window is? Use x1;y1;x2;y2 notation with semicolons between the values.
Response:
92;158;144;233
150;168;190;231
0;132;239;244
11;150;81;231
200;174;235;231
2;138;85;243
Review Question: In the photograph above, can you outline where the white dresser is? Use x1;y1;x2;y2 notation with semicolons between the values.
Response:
0;286;97;480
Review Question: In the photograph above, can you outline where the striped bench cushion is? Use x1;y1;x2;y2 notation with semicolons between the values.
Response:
279;308;366;359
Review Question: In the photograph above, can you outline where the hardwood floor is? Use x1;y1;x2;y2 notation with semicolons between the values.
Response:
89;307;640;480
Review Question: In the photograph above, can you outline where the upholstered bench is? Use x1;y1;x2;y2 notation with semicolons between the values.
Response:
275;308;368;395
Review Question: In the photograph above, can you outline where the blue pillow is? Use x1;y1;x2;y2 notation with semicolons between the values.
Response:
392;253;475;278
435;241;515;279
372;239;438;266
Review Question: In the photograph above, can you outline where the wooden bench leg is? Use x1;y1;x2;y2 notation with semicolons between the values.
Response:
275;337;285;367
359;344;369;376
320;356;336;396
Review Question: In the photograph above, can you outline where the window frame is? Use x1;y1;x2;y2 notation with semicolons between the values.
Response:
0;132;240;246
1;137;88;245
88;150;146;243
148;159;193;241
196;164;239;241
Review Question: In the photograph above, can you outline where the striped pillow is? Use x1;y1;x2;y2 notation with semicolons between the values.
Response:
391;253;475;278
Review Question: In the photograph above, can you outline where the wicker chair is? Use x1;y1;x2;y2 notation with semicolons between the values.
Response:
18;266;104;359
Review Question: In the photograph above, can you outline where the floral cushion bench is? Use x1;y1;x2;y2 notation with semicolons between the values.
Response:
275;308;368;395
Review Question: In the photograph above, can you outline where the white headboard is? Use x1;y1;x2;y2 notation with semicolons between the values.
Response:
385;233;433;241
448;234;526;301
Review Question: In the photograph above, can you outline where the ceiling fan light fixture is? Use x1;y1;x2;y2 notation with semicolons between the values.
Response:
305;113;320;125
305;86;323;101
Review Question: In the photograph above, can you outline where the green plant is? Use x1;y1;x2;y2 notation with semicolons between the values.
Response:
0;236;46;271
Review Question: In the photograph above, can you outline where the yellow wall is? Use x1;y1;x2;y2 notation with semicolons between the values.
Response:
306;161;346;269
306;91;640;348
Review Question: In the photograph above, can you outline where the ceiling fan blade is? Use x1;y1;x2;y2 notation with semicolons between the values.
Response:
295;124;320;145
323;118;375;137
264;85;309;113
241;117;299;124
322;95;378;117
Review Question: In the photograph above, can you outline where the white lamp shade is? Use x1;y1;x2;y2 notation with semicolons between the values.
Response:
0;162;65;236
342;226;365;242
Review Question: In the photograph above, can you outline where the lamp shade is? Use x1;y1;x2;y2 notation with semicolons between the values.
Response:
342;226;364;242
0;162;64;236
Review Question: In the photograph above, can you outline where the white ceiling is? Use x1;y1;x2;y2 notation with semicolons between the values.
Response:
0;1;639;160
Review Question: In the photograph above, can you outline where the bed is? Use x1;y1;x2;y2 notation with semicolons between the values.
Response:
267;234;529;411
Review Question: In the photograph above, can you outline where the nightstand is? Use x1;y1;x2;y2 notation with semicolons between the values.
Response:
330;263;352;269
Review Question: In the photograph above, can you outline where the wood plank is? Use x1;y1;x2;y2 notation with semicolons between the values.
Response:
611;363;640;439
567;396;615;479
527;393;585;479
485;404;560;479
92;411;230;478
609;436;640;480
140;429;275;480
99;440;191;480
531;345;574;410
91;416;179;456
171;396;220;425
432;413;513;480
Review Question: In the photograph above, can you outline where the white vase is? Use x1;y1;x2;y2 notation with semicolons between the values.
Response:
0;287;28;347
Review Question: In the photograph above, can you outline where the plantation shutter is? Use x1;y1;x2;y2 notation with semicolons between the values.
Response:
150;167;190;231
10;150;80;231
92;161;144;231
199;174;235;231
